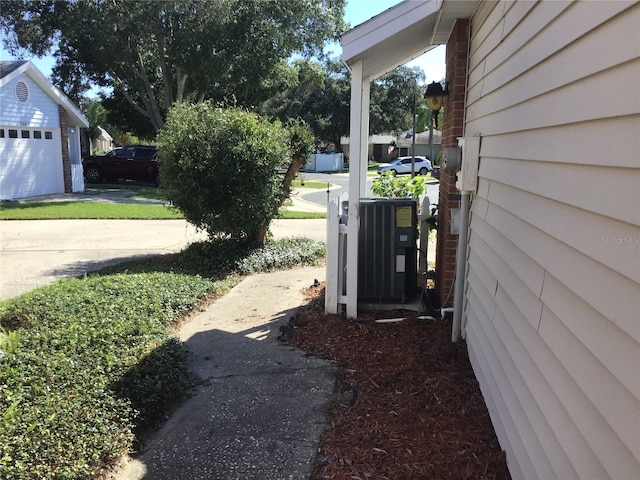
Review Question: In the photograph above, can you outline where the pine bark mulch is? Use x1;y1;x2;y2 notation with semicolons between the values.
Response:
288;283;511;480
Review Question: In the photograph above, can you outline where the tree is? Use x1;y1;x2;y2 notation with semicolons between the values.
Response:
262;60;430;149
278;118;315;213
101;91;157;141
157;102;311;245
80;98;107;152
369;66;425;135
1;0;346;132
259;58;350;148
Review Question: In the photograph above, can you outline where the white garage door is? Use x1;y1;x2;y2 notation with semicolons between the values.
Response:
0;127;64;200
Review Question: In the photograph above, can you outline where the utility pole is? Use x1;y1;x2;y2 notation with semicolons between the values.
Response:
411;76;417;178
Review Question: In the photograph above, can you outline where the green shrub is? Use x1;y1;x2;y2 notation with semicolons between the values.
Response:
236;237;326;274
371;171;426;199
157;103;290;244
0;273;212;479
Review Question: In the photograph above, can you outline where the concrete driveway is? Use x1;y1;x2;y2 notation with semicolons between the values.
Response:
0;218;327;301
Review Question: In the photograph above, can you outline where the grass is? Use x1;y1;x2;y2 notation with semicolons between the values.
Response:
0;236;326;480
291;179;328;189
0;202;326;220
0;201;183;220
277;210;326;219
128;187;169;201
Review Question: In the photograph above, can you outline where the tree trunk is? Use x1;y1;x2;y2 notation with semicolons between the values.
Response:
176;69;188;103
249;225;269;247
278;154;306;212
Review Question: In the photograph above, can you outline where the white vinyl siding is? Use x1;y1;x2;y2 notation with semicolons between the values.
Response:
463;1;640;479
0;73;60;128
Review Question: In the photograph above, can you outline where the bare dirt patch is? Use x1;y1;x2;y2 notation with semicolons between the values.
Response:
289;284;511;480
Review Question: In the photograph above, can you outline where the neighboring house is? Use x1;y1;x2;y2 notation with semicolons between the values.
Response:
341;131;442;163
328;1;639;479
93;126;113;153
396;129;441;160
0;60;89;200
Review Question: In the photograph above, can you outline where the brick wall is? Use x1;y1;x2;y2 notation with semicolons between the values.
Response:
435;19;469;307
59;106;72;193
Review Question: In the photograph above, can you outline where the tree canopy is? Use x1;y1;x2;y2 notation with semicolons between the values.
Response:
260;61;432;147
259;58;350;148
1;0;346;131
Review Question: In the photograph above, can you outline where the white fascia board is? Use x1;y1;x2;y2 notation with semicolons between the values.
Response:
341;0;442;65
98;126;113;141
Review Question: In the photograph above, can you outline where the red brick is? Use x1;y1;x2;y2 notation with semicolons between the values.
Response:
437;18;469;307
59;106;72;194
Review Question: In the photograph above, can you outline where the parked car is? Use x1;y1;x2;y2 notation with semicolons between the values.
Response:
377;156;432;175
83;145;159;185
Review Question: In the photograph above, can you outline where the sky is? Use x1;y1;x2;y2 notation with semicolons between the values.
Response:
1;0;445;86
342;0;446;83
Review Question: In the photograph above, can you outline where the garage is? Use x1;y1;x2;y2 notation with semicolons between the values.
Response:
0;60;88;201
0;127;64;199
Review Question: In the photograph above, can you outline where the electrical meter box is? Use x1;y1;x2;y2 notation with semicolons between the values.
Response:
358;198;418;303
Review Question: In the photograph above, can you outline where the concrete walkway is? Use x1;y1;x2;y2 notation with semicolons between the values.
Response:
114;266;336;480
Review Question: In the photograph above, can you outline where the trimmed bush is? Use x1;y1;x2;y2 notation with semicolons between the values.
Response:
236;237;326;274
157;103;290;244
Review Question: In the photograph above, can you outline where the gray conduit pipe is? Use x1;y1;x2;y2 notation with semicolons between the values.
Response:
452;192;471;342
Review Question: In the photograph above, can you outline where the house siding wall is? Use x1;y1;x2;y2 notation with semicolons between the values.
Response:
463;1;640;479
0;72;61;128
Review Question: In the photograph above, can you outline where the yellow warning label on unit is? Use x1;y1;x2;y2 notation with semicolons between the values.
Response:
396;206;412;228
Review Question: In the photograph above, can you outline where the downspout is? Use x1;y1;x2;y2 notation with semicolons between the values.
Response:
451;190;470;342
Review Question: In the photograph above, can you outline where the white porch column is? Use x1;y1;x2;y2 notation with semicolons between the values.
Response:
345;60;371;318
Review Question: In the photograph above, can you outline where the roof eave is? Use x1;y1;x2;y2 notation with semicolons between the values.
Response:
340;0;479;80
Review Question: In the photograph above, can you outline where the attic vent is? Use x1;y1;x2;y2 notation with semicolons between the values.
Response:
15;80;29;103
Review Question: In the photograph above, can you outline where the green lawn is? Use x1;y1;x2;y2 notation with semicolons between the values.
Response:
0;201;183;220
0;201;326;220
291;179;329;189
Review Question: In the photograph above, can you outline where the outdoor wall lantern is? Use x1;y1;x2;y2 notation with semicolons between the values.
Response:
424;80;450;128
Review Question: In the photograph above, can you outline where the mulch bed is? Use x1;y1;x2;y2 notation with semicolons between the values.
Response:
288;283;511;480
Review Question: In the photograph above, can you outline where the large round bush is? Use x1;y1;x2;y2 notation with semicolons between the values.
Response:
157;103;290;243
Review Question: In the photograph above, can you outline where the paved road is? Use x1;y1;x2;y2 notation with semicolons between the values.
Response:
0;218;327;301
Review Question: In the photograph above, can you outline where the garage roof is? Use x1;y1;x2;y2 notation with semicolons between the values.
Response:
0;60;89;128
341;0;478;79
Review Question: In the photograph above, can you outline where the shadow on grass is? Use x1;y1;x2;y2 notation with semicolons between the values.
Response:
91;239;251;279
110;337;199;436
48;254;163;278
